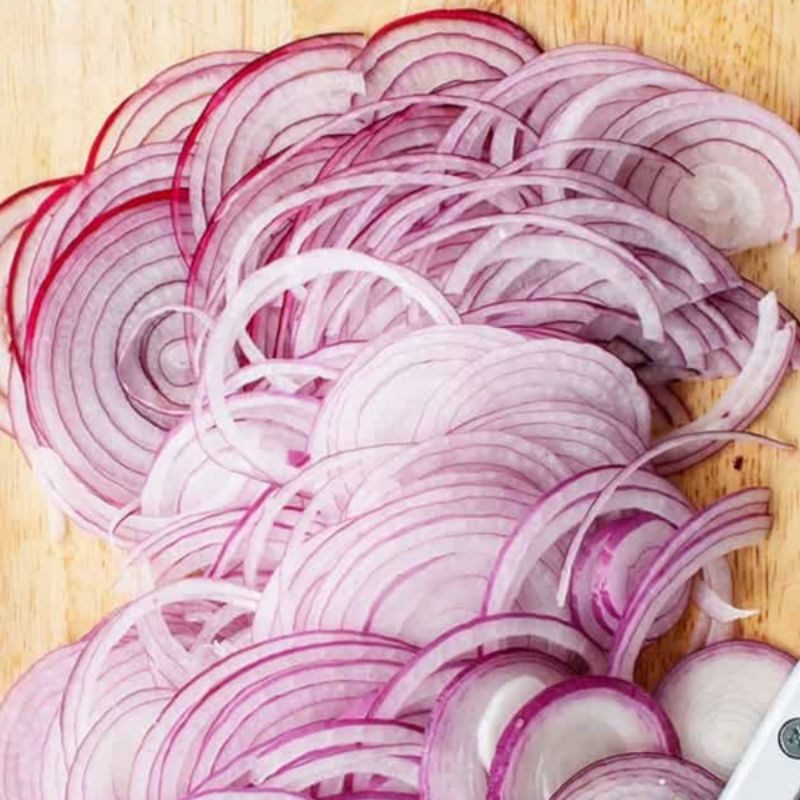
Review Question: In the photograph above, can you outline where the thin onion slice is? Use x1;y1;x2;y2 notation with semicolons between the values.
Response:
655;640;795;780
609;488;773;679
87;50;258;169
486;676;679;800
356;9;539;102
550;752;722;799
25;191;193;504
422;649;573;799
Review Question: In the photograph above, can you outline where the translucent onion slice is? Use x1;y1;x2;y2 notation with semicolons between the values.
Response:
422;650;573;799
656;640;795;780
487;677;679;800
550;753;722;799
87;50;258;169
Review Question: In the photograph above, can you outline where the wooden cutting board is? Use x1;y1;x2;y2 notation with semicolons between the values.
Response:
3;0;800;696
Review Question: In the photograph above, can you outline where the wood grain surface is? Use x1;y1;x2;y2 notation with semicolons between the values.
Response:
3;0;800;696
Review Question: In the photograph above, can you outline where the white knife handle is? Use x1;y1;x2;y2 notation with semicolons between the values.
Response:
720;661;800;800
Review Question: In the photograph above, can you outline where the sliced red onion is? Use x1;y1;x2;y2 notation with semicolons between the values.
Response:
363;38;524;100
345;430;570;517
185;791;305;799
24;192;192;504
421;650;573;799
308;325;522;457
507;197;733;293
368;614;605;722
656;641;795;780
65;686;171;800
569;514;690;647
247;719;424;788
59;579;259;762
200;250;459;471
256;481;539;643
176;35;365;259
316;795;417;800
189;167;467;321
364;170;651;259
187;124;599;315
25;445;165;541
550;753;722;799
234;444;405;586
0;178;68;428
609;488;773;679
486;677;679;800
8;143;184;357
538;66;709;154
585;90;800;250
708;280;800;370
126;508;249;585
360;9;539;67
0;642;84;800
556;431;788;608
484;466;692;617
4;13;800;800
129;631;416;800
87;50;258;169
694;574;758;625
688;558;737;650
439;45;681;161
450;231;666;338
357;9;539;102
194;722;424;794
5;177;78;362
655;292;795;473
412;337;652;444
260;747;420;794
140;391;316;515
431;210;727;326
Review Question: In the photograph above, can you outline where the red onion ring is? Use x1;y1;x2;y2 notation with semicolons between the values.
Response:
486;676;679;800
551;752;722;799
655;640;795;779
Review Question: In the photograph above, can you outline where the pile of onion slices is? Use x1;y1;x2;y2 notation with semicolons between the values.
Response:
1;9;800;799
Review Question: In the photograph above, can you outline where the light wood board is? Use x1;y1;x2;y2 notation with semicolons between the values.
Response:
3;0;800;696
